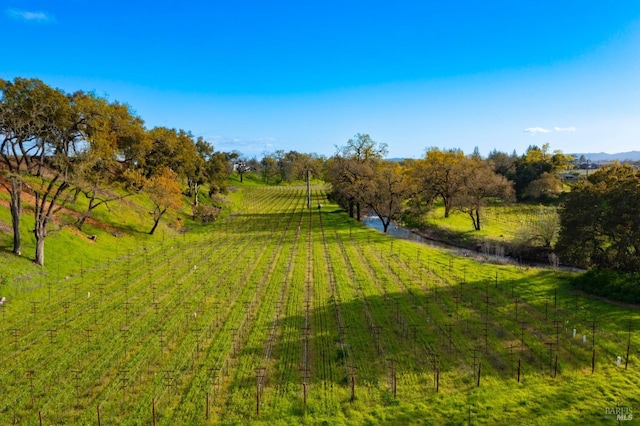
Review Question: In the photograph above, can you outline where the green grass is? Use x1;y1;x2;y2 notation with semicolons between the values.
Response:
0;184;638;425
416;202;559;254
423;202;557;239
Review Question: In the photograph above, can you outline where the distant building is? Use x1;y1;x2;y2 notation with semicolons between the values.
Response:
578;162;599;170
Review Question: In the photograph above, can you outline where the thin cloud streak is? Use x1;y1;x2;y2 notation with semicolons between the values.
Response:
524;127;551;134
524;126;577;134
6;8;54;22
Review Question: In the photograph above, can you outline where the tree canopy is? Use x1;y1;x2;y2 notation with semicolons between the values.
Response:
556;163;640;272
452;157;514;231
325;134;387;222
413;148;466;218
146;167;184;235
490;144;572;201
0;77;232;265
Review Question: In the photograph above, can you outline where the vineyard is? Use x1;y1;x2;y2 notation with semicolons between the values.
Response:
0;186;638;425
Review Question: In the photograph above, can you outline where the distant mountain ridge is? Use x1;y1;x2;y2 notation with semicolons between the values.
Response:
390;151;640;162
570;151;640;162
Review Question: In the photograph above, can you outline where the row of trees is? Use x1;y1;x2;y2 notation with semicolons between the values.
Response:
325;134;514;233
0;78;233;265
3;77;634;274
260;150;325;184
326;135;640;274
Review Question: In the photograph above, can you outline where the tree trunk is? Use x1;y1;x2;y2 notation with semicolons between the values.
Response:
34;224;46;266
475;210;481;231
76;192;96;230
149;207;167;235
443;198;451;218
76;213;89;231
32;179;68;267
383;220;390;233
469;211;478;231
9;178;22;256
33;189;50;267
71;187;81;203
356;203;361;221
149;218;161;235
193;183;199;207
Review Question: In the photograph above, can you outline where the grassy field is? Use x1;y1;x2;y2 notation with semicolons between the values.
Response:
421;202;559;242
0;184;638;425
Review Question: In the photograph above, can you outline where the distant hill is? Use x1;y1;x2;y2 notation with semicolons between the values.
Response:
392;151;640;163
571;151;640;162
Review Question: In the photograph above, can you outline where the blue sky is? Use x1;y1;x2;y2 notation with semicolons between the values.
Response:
3;1;640;159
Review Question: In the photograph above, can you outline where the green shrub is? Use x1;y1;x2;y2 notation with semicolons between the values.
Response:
571;269;640;303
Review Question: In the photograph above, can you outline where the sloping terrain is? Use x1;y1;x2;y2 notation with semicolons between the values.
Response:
0;185;638;425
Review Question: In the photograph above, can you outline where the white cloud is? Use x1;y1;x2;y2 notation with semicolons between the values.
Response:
6;8;54;22
554;126;577;132
524;127;551;134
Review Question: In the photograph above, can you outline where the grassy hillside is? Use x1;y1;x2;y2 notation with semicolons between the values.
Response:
0;180;638;425
0;184;181;283
407;201;561;267
422;203;557;241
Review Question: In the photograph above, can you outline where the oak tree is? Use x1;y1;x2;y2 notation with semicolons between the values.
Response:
556;163;640;271
0;78;64;256
364;160;410;232
453;158;514;230
415;148;466;218
326;134;387;221
146;167;184;235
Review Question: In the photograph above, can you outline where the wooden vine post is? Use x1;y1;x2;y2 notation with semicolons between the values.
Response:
255;367;266;415
348;365;357;402
387;359;397;399
625;319;632;370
